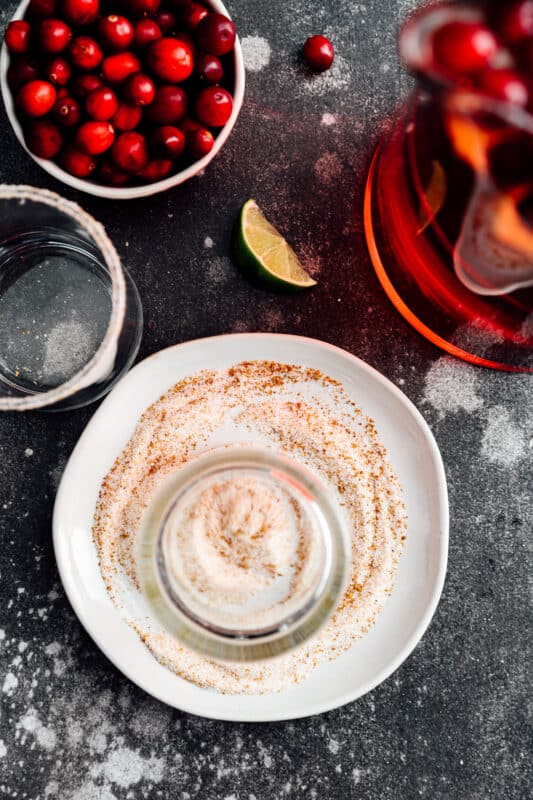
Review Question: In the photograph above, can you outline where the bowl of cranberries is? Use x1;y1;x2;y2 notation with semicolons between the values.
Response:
1;0;245;198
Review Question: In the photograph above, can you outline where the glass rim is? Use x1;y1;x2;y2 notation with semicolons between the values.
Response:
0;184;126;411
137;446;350;662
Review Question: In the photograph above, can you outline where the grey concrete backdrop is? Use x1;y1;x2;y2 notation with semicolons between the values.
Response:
0;1;531;798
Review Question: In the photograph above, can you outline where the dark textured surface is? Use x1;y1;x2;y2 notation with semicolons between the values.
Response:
0;1;532;798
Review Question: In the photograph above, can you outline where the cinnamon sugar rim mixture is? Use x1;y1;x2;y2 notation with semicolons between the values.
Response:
93;361;407;695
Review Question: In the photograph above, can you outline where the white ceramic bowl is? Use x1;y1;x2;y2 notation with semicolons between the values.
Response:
0;0;245;199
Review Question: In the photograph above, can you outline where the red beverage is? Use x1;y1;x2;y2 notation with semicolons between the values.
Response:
364;2;533;371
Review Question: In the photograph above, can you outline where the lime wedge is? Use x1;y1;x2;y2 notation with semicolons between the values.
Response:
234;199;317;290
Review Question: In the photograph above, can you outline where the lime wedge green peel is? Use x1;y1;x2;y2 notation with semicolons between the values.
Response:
234;199;317;291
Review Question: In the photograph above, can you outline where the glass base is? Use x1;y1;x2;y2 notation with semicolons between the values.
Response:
364;104;533;373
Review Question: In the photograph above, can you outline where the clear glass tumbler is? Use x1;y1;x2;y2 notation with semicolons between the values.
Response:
0;185;142;410
137;447;350;662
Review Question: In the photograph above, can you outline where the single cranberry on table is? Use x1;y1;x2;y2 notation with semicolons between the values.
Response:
195;85;232;126
70;72;102;98
112;102;143;130
45;55;72;85
99;160;129;185
37;18;72;53
125;73;155;106
60;144;96;177
98;15;134;52
195;13;236;56
27;0;58;20
17;79;56;117
111;131;148;171
53;94;81;126
128;0;161;18
150;125;185;157
431;21;498;76
181;2;209;31
69;36;103;70
196;53;223;83
137;158;173;180
188;126;214;159
86;86;119;120
146;84;188;123
478;68;530;106
133;19;162;47
7;58;41;90
147;37;194;82
24;119;62;157
5;21;32;54
499;1;533;44
60;0;99;27
155;11;176;35
76;120;115;155
302;35;334;71
101;52;142;83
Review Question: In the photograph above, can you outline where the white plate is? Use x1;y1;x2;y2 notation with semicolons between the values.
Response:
53;334;448;721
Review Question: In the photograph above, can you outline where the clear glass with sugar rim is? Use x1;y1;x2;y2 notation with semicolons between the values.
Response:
137;447;350;662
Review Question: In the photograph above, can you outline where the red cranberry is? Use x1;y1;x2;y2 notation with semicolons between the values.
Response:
499;1;533;44
125;72;155;106
56;86;69;99
147;37;194;82
188;126;214;159
76;121;115;154
137;158;173;180
37;19;72;53
60;0;99;27
155;11;176;34
86;86;119;119
478;68;529;106
98;15;134;51
111;131;148;171
53;94;81;126
195;13;236;56
129;0;161;18
17;80;56;117
112;102;143;130
70;72;102;98
303;35;334;72
25;119;62;157
69;36;103;70
27;0;58;19
7;58;41;90
60;145;96;177
5;21;32;54
432;21;498;76
146;84;187;123
101;52;141;83
196;53;223;83
179;116;201;137
195;86;232;127
133;19;162;47
150;125;185;157
181;2;208;31
99;160;129;185
45;55;72;85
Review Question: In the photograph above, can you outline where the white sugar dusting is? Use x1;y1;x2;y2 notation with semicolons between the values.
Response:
18;709;56;751
314;151;343;186
41;319;98;384
204;236;214;249
2;672;18;694
481;407;528;467
321;113;337;126
241;36;271;72
423;358;483;416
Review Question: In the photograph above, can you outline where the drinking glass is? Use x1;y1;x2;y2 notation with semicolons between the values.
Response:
364;2;533;371
0;185;143;410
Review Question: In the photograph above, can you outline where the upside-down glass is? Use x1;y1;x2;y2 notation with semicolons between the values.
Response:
0;185;142;410
137;447;350;662
364;3;533;372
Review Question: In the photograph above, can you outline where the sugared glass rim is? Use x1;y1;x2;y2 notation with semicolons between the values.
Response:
137;446;350;662
0;185;126;411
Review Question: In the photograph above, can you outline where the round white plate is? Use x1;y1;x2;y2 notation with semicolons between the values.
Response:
53;334;448;722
